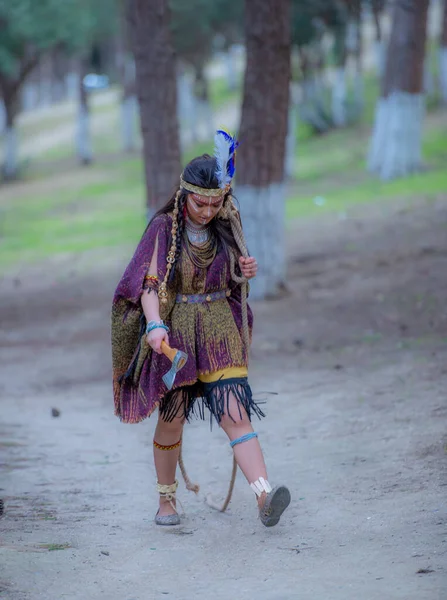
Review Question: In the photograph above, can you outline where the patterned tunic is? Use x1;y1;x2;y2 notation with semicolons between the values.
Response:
111;214;254;424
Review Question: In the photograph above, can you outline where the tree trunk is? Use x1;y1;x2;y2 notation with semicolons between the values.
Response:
177;68;198;147
224;45;238;91
194;64;214;140
120;57;137;152
127;0;181;217
332;24;348;127
237;0;291;299
1;92;19;180
38;56;52;107
372;0;386;79
0;99;5;133
76;60;93;165
440;0;447;103
118;12;138;153
368;0;429;180
353;4;364;118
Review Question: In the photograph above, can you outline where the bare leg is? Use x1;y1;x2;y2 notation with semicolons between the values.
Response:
153;411;184;517
219;393;268;508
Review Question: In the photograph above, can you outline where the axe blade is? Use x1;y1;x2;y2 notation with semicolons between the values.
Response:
162;349;188;390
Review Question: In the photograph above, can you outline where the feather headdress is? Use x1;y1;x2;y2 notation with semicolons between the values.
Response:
214;129;239;189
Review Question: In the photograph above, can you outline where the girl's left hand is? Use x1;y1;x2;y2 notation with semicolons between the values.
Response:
239;256;258;280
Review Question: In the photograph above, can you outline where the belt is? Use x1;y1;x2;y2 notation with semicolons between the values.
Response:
175;289;231;304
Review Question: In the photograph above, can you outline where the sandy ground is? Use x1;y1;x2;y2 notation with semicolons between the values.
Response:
1;196;446;600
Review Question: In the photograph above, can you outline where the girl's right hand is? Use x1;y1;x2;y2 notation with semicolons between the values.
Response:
147;327;169;354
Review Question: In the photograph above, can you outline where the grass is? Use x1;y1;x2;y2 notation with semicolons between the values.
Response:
1;73;446;270
209;75;241;111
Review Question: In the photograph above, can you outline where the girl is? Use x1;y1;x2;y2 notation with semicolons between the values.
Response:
111;130;290;527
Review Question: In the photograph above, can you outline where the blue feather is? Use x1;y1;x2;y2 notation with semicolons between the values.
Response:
214;129;238;188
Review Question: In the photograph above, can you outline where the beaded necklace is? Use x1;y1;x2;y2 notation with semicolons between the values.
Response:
183;220;217;270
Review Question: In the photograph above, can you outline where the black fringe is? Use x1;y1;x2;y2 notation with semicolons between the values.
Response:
159;377;266;428
159;381;205;422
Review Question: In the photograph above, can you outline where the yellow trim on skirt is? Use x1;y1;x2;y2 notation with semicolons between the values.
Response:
198;367;248;383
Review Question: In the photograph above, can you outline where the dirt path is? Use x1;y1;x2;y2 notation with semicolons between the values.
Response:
1;197;446;600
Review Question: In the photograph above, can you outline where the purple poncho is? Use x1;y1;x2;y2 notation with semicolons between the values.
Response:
111;214;256;424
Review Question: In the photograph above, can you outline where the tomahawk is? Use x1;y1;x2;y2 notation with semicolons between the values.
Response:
160;341;188;390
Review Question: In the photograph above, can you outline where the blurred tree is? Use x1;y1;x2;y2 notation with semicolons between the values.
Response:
170;0;243;139
209;0;244;91
77;56;93;165
116;5;137;152
371;0;386;78
170;0;214;139
127;0;180;216
368;0;430;180
237;0;291;299
291;0;360;135
440;0;447;103
0;0;118;178
0;0;89;178
74;0;119;165
291;0;332;134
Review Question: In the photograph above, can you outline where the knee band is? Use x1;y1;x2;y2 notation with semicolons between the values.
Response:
229;432;258;448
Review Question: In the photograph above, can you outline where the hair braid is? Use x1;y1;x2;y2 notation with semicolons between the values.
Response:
158;189;181;304
170;194;186;281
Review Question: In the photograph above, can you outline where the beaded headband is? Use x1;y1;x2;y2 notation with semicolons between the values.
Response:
180;175;229;197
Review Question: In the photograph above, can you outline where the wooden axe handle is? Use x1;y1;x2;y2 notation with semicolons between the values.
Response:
161;340;178;363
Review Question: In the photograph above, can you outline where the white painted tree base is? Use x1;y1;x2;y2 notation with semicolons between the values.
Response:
237;183;286;300
368;92;424;180
439;47;447;103
177;73;198;145
121;96;137;152
224;47;238;91
332;68;347;127
197;100;214;139
424;59;435;96
65;73;79;100
0;100;5;133
374;41;386;79
76;106;93;164
354;73;364;115
3;126;18;179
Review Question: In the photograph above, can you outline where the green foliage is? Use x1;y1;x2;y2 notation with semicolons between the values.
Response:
2;112;445;269
0;0;118;80
170;0;215;68
169;0;242;68
290;0;345;49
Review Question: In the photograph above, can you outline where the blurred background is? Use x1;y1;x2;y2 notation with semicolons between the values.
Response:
1;2;447;598
0;0;446;279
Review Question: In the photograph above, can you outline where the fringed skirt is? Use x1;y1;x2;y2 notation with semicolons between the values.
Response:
159;367;265;427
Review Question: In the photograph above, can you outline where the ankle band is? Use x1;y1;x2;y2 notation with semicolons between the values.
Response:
250;477;272;497
153;438;181;451
230;432;258;448
157;480;179;496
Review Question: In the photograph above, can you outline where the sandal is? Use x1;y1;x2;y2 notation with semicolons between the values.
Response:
251;478;291;527
155;480;181;526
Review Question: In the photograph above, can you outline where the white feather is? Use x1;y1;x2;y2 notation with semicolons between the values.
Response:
214;131;232;188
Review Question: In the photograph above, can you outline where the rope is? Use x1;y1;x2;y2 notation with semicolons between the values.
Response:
178;442;200;494
178;441;238;513
227;199;250;362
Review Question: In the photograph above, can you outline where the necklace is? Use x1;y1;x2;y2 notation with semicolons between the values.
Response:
183;229;217;270
185;217;210;245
